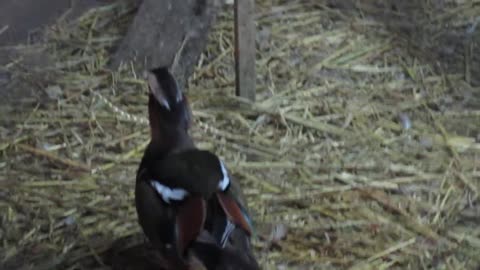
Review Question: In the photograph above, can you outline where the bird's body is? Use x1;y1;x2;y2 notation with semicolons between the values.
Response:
135;67;259;270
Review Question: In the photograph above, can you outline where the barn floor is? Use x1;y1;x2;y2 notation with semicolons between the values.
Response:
0;0;107;104
1;1;480;269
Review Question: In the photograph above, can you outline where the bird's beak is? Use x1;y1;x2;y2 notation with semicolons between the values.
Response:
175;196;207;257
216;192;252;236
147;68;183;111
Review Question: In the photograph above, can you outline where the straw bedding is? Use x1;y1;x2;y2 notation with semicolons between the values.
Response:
1;1;479;269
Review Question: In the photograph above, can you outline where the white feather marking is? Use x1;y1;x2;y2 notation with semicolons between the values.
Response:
220;220;236;248
160;99;171;111
174;80;183;103
150;180;189;203
218;160;230;191
176;92;183;103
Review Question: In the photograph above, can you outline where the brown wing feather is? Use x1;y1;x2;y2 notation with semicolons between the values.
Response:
175;196;207;256
216;192;252;236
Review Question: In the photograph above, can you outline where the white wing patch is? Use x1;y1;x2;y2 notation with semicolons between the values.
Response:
150;180;189;203
218;160;230;191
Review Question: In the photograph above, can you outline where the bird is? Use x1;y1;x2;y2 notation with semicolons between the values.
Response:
135;67;259;269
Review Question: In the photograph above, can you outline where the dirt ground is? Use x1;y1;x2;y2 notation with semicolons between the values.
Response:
0;0;104;104
0;0;102;46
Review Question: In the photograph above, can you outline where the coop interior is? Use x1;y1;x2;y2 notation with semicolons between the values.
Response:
1;0;480;269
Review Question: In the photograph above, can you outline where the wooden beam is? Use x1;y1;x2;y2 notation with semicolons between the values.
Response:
111;0;217;91
234;0;256;102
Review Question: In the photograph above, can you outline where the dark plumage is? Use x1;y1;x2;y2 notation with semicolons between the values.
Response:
135;67;259;270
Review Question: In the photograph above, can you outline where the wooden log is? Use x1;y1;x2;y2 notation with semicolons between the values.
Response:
111;0;219;91
234;0;256;101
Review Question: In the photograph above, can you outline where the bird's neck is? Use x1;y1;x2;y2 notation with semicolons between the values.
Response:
148;130;194;158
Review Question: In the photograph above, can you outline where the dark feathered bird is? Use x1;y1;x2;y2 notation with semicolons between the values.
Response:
135;67;259;270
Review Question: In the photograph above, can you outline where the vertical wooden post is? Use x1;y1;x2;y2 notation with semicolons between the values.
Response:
234;0;256;102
